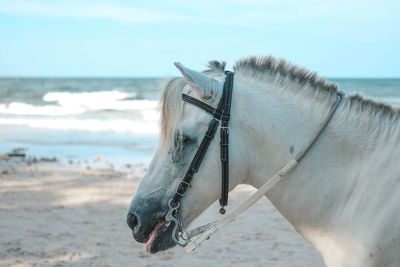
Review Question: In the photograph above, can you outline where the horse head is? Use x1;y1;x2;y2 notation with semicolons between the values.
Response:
127;63;248;253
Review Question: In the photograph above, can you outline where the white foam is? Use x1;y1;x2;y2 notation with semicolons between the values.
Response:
0;102;85;116
43;90;159;111
0;90;159;116
0;117;160;135
43;90;133;103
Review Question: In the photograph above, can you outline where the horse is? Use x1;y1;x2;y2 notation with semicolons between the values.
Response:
127;56;400;267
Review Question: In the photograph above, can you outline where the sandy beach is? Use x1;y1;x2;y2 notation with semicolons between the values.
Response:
0;78;397;267
0;159;324;267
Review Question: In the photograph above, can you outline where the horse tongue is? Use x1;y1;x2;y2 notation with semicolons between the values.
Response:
145;220;166;252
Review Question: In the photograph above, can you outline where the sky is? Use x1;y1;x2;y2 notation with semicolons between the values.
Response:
0;0;399;77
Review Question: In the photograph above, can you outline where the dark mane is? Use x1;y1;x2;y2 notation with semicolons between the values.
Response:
204;60;226;74
234;56;338;92
205;55;399;121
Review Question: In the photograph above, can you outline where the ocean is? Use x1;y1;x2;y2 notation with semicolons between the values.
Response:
0;78;399;166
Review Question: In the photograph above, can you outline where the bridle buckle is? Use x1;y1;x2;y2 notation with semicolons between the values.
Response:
175;180;191;197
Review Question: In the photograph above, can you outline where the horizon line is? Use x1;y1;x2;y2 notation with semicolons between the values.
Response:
1;75;400;80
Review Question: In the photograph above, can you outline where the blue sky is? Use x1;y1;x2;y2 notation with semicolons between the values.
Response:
0;0;399;77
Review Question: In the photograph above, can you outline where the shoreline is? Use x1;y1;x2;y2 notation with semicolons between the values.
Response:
0;124;158;168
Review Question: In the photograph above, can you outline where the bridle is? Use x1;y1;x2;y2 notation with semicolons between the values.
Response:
165;71;234;245
165;70;344;250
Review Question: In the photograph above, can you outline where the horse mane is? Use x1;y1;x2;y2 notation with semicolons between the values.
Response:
234;56;338;93
232;56;399;126
160;56;400;148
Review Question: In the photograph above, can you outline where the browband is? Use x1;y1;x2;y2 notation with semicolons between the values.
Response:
182;94;216;116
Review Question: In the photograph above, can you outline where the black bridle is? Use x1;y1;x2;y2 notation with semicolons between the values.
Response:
169;71;234;215
165;70;344;248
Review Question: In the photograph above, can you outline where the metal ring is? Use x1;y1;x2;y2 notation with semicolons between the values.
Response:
168;199;180;210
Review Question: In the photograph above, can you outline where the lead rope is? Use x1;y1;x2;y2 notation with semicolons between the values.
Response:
183;92;344;253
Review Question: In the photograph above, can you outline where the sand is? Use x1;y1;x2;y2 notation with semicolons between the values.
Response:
0;160;324;267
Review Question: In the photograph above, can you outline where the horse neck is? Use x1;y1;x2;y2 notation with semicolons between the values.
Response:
234;78;400;261
234;79;339;188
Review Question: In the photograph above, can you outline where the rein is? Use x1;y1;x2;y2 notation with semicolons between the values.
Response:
165;71;344;251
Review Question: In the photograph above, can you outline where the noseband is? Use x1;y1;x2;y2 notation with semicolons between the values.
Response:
165;70;344;250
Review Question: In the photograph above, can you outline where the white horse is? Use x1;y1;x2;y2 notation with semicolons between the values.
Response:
127;56;400;267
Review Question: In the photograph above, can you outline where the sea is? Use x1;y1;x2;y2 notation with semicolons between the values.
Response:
0;78;399;166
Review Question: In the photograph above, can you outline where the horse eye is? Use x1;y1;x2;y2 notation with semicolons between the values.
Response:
180;134;192;145
173;134;193;150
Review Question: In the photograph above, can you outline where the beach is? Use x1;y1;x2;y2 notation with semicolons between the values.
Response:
0;158;324;267
1;77;399;266
1;0;399;264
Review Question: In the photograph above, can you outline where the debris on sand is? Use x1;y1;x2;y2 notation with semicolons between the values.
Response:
3;148;27;159
0;148;58;172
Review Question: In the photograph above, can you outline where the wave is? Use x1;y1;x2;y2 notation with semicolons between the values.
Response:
43;90;136;104
0;117;160;135
0;90;159;116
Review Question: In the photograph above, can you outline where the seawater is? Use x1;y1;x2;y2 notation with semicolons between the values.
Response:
0;78;399;165
0;78;164;165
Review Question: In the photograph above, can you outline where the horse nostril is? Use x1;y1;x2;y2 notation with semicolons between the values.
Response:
127;212;138;231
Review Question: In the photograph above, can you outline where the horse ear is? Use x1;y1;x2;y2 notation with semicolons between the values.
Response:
174;62;223;100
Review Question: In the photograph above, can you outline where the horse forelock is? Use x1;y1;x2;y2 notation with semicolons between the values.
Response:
159;77;187;152
159;62;227;153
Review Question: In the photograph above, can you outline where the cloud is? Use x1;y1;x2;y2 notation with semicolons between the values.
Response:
0;0;398;27
0;1;187;23
0;0;265;27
